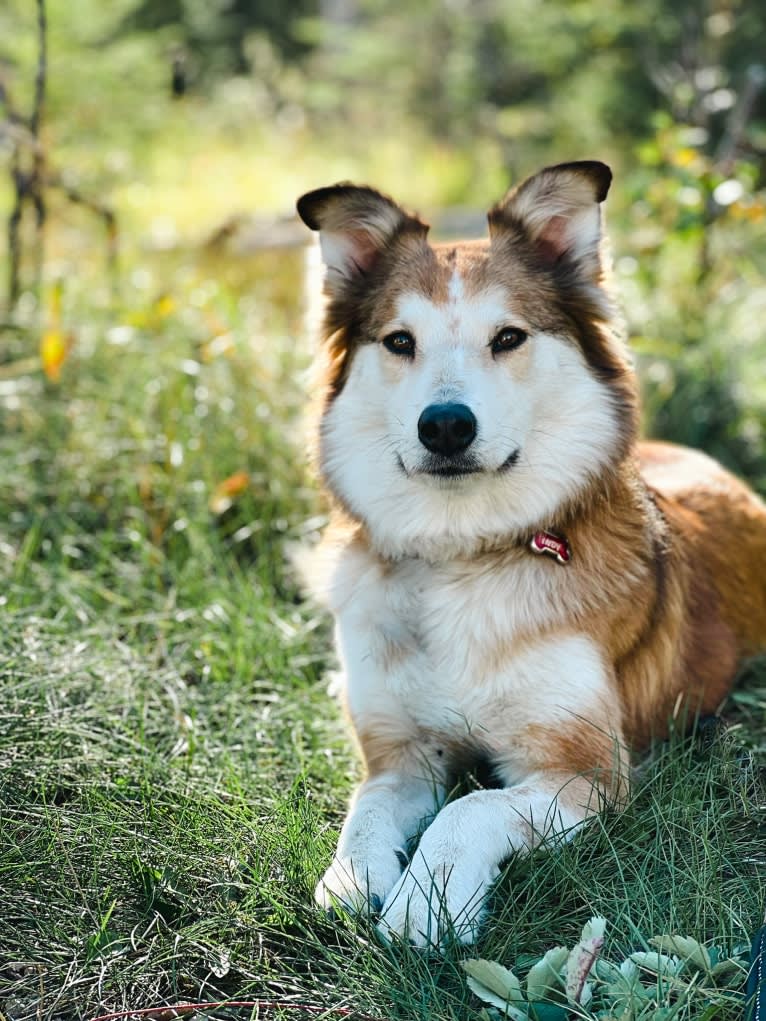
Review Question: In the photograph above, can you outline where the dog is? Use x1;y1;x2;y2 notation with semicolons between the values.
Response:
295;161;766;949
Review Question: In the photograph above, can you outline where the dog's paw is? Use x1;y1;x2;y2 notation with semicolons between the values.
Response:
376;853;490;949
315;847;408;917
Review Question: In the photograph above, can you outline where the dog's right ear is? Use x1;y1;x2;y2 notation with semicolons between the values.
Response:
296;184;428;296
488;161;612;281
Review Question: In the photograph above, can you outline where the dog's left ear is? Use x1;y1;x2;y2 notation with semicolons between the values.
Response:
297;183;428;297
488;161;611;279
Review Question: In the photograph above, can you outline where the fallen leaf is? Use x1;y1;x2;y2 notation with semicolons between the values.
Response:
209;470;250;514
526;946;568;1001
40;329;73;382
649;935;711;972
461;958;526;1017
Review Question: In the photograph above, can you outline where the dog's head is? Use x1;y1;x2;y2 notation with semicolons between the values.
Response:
298;162;638;560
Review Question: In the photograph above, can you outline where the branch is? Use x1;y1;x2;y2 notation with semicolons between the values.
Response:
714;64;766;174
46;170;119;273
4;0;48;310
0;119;44;155
29;0;47;138
0;76;10;118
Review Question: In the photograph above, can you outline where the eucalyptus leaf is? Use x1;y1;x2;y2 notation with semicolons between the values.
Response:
462;959;526;1016
465;980;528;1021
594;958;622;983
649;935;711;972
606;979;653;1003
526;947;568;1000
619;958;640;982
630;951;682;976
710;957;746;980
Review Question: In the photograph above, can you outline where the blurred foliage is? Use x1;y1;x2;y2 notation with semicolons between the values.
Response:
0;0;765;492
117;0;315;76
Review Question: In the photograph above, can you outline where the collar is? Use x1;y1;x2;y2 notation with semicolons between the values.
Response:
529;529;572;565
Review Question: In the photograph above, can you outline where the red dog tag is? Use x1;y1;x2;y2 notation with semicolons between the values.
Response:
530;530;571;565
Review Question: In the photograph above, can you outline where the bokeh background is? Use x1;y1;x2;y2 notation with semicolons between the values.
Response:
2;0;766;489
3;0;766;488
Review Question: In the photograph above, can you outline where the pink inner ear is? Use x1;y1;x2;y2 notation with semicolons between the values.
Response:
347;229;383;275
535;214;570;265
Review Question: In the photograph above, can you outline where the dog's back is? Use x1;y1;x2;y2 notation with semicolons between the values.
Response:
641;440;766;655
614;441;766;745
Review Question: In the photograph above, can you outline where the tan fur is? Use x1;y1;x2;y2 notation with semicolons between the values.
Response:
356;722;422;777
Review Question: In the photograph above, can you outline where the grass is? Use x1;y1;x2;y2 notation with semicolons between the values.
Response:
0;242;764;1021
1;603;764;1021
1;84;766;1014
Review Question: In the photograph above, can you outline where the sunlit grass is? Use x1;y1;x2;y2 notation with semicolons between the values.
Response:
1;24;765;1014
1;605;763;1018
1;241;764;1018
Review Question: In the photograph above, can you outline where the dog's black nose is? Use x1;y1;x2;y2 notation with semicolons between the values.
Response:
417;403;477;456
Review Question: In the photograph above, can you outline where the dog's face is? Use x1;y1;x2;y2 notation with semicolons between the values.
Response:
298;163;638;559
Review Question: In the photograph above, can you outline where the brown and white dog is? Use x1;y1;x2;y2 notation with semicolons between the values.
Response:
296;161;766;949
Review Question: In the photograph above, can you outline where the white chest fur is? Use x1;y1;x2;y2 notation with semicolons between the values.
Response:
320;542;612;779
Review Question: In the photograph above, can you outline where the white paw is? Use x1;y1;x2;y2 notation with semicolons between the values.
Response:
315;846;407;916
376;851;491;949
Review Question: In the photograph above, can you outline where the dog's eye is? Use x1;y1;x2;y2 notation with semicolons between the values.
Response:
383;331;416;357
491;327;528;355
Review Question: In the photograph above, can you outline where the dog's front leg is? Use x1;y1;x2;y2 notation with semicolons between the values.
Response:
377;773;605;948
316;769;443;915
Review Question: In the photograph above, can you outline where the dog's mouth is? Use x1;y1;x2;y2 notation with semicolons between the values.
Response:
396;449;519;480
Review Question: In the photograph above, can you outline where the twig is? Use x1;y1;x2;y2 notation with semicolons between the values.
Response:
0;118;45;154
699;64;766;280
30;0;47;137
29;0;48;299
8;149;23;307
0;75;15;120
2;0;118;310
3;0;47;309
0;356;38;378
714;64;766;175
46;171;119;280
